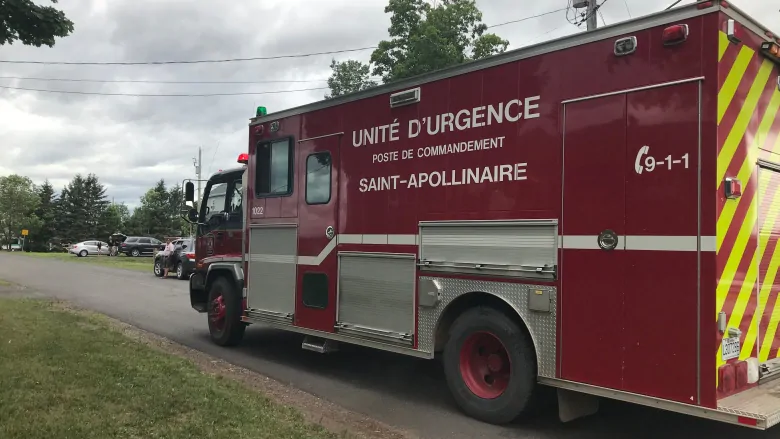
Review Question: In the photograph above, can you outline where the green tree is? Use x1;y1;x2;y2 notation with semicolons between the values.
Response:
133;180;185;240
0;174;40;250
30;179;57;251
325;59;378;98
100;202;128;239
370;0;508;82
55;174;109;243
0;0;75;47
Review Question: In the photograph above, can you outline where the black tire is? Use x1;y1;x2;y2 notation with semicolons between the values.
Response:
131;248;140;257
78;250;88;257
207;276;246;346
153;259;164;277
443;306;537;424
176;262;186;280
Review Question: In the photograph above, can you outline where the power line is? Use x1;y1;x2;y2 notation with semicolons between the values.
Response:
486;7;568;29
0;84;327;97
0;7;570;66
0;47;378;66
0;75;328;84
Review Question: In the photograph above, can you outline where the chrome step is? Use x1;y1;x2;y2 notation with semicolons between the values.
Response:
301;336;338;354
759;358;780;383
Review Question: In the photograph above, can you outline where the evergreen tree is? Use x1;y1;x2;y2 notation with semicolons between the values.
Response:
31;180;57;251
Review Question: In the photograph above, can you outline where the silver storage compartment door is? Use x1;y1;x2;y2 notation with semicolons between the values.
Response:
337;252;416;346
247;225;297;322
419;219;557;280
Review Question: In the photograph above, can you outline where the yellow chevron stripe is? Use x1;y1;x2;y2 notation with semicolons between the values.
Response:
740;175;780;359
719;31;729;61
757;241;780;361
717;90;780;253
717;47;755;124
774;125;780;155
718;60;774;185
716;196;757;314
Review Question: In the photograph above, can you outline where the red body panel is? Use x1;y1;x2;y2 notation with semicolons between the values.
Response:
240;5;780;410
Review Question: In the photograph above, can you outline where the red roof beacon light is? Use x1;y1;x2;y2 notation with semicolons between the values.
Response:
662;24;689;46
237;153;249;164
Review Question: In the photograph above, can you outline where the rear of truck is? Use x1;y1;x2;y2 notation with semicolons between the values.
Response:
713;2;780;428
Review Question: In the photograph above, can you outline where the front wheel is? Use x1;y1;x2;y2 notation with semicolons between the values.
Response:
153;259;163;277
207;276;246;346
443;306;538;424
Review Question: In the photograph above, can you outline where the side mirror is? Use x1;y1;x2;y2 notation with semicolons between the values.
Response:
187;208;198;223
185;182;195;202
181;244;187;250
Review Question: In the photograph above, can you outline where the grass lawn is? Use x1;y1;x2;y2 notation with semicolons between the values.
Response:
0;298;342;439
13;251;152;273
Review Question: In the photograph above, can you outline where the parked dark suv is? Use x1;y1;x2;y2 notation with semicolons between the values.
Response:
153;237;195;280
120;236;162;257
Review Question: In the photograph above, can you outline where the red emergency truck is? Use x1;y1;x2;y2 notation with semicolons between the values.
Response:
183;0;780;429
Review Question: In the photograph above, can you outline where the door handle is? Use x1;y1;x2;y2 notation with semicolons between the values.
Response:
214;232;224;240
597;229;619;251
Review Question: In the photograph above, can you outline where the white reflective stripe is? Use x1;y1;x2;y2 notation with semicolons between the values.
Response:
560;235;716;252
249;254;296;264
247;233;716;268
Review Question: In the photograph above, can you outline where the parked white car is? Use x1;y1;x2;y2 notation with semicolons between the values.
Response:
69;240;110;257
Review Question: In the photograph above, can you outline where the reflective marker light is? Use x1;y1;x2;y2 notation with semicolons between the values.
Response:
256;106;267;117
725;177;742;199
237;153;249;164
726;19;741;44
761;42;780;64
614;36;638;56
662;24;689;46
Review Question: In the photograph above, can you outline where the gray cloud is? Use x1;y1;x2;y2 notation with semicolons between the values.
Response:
0;0;776;209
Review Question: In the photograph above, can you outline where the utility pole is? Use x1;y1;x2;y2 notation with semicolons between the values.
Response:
574;0;599;31
587;0;598;31
192;146;202;205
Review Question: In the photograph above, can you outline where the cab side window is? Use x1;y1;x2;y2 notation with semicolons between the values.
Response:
201;181;228;234
226;177;243;229
256;138;293;197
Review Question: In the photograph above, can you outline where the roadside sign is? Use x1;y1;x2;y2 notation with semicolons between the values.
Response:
21;229;28;236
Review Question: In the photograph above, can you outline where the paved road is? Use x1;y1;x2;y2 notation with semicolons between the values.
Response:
0;253;770;439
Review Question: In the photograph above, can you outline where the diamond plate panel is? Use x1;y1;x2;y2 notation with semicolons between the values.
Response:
417;276;557;378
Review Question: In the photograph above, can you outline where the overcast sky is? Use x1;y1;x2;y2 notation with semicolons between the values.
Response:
0;0;776;208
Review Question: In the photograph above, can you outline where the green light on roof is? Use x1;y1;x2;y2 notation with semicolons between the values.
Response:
256;106;267;117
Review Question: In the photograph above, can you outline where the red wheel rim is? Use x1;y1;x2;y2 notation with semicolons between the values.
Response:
209;294;226;331
459;331;511;399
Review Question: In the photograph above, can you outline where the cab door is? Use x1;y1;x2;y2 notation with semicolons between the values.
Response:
294;135;339;332
197;177;229;259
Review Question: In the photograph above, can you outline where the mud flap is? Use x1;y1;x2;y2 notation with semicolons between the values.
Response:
557;388;600;422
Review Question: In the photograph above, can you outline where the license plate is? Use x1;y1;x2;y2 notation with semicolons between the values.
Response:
722;337;741;361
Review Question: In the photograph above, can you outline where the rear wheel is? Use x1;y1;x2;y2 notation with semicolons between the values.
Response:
176;262;186;280
131;248;140;257
443;306;537;424
207;276;245;346
78;250;88;257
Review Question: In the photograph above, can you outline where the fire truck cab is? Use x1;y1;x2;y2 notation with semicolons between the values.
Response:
184;0;780;430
